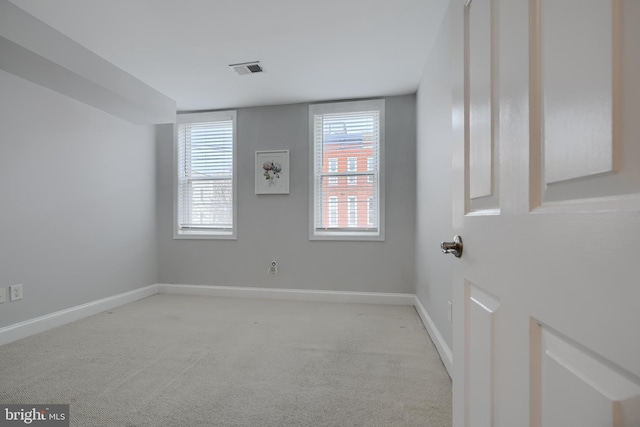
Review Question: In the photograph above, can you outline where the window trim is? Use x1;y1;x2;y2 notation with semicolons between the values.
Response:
308;99;385;241
173;110;238;240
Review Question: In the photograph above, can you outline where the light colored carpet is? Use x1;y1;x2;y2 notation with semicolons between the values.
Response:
0;294;451;426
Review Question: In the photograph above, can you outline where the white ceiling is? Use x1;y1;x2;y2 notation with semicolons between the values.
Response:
9;0;447;112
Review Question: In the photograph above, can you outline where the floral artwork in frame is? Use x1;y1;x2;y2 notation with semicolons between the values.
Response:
255;150;290;194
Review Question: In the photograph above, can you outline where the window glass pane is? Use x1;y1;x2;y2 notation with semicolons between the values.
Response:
347;157;357;185
347;157;357;171
328;158;338;186
329;197;338;226
348;197;357;227
188;179;232;228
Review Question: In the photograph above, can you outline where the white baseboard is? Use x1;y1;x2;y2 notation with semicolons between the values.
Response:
414;296;453;378
0;284;158;347
158;284;416;306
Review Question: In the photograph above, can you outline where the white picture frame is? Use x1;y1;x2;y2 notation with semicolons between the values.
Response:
255;150;290;194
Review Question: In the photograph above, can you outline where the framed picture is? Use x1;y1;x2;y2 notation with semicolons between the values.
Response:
255;150;290;194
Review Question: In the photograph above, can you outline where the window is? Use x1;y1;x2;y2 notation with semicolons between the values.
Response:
175;111;237;239
347;157;357;185
347;197;357;227
328;197;338;226
328;158;338;186
310;99;384;240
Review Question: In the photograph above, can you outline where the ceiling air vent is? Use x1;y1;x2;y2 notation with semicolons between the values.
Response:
229;61;264;75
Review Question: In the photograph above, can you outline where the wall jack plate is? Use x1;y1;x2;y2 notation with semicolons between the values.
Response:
268;261;278;275
10;284;23;301
0;287;5;304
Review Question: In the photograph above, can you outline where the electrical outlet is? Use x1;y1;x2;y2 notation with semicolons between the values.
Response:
0;288;5;304
268;261;278;274
448;301;452;323
10;284;23;302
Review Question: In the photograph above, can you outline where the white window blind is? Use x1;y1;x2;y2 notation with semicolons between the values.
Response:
310;99;384;240
176;111;236;238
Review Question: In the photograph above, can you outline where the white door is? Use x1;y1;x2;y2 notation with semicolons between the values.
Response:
449;0;640;426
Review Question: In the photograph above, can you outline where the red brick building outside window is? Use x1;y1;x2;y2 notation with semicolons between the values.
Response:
320;132;376;230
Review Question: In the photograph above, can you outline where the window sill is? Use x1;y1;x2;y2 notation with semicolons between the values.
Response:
174;230;237;240
310;231;384;242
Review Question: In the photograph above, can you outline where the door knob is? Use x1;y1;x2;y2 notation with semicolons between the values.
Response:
441;235;463;258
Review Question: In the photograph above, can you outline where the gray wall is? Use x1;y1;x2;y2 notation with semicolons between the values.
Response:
416;5;454;351
0;70;158;328
157;95;416;294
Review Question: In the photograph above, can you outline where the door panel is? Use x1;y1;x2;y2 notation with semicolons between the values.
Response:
465;282;499;427
467;0;500;213
468;0;494;201
541;0;616;185
537;0;640;205
532;324;640;427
